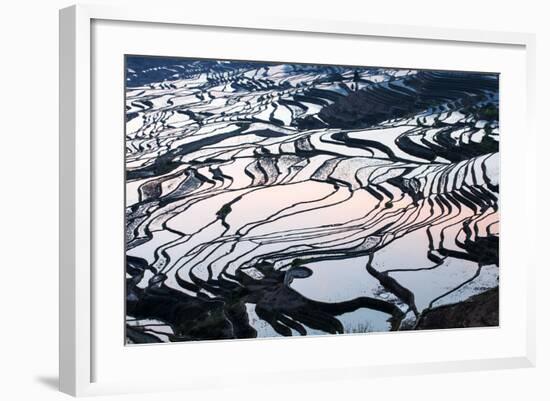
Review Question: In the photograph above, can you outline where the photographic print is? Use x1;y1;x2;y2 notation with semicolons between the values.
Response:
125;55;499;344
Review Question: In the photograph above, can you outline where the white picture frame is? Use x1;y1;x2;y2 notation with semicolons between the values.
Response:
59;3;536;397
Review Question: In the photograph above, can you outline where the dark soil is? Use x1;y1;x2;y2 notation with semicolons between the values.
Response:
415;287;499;330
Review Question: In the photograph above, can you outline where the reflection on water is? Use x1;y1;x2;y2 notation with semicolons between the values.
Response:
125;57;499;343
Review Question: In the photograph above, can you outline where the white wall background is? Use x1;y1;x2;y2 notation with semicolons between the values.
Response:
0;0;548;399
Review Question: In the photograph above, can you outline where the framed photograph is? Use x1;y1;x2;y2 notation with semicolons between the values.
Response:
59;4;536;396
